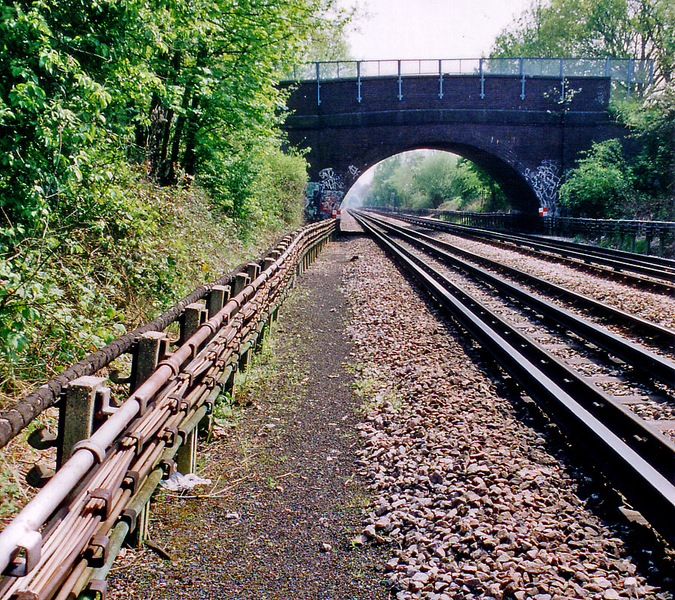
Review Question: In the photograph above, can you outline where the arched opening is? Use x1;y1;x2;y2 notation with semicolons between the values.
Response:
342;148;530;214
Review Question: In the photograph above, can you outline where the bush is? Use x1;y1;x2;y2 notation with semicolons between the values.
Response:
559;140;632;218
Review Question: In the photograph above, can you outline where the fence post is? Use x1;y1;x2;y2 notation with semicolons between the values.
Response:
57;376;109;468
179;302;208;346
207;285;230;318
246;262;261;281
233;272;250;297
176;426;198;476
132;331;169;392
176;304;207;475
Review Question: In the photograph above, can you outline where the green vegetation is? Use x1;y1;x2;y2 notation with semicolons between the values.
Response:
0;0;352;405
492;0;674;87
559;139;632;218
493;0;674;221
358;151;507;213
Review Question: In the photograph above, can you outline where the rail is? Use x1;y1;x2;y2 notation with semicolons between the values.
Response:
384;208;675;258
363;211;675;352
285;58;654;88
352;208;675;546
0;219;336;598
372;209;675;291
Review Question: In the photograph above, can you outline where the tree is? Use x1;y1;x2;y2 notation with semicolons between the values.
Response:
360;151;507;212
412;153;457;208
0;0;349;240
450;160;508;212
492;0;675;87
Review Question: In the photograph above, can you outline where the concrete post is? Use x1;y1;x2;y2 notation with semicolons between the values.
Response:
233;273;250;297
176;303;207;474
176;427;198;475
246;262;261;281
207;285;230;318
179;302;208;346
58;376;108;467
131;503;151;549
132;331;169;391
223;367;237;403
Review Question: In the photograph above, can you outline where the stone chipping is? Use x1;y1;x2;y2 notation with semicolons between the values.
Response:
342;236;674;600
433;233;675;332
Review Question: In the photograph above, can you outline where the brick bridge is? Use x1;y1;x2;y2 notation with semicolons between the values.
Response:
280;59;651;219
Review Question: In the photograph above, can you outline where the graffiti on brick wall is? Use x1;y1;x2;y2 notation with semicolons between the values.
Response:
305;166;363;220
319;167;345;192
524;160;561;208
304;181;321;220
318;168;345;217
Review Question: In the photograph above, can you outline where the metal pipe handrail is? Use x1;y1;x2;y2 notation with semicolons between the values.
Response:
284;57;655;86
0;219;336;595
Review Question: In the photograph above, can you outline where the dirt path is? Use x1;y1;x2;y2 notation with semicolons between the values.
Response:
108;238;390;599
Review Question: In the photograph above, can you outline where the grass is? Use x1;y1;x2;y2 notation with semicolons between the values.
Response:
349;363;405;413
235;321;304;410
0;409;59;527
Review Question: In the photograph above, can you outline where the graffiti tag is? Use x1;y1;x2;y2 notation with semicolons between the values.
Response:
524;160;561;208
319;168;345;192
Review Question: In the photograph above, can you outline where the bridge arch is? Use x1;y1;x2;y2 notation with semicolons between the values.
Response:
280;61;634;219
346;139;541;214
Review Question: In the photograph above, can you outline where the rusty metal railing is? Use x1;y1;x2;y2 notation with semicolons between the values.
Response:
0;219;336;599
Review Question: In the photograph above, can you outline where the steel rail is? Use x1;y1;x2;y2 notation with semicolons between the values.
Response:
436;215;675;272
364;211;675;351
0;219;335;597
394;211;675;278
376;210;675;292
360;212;675;383
353;209;675;546
355;210;675;475
528;231;675;272
358;211;675;389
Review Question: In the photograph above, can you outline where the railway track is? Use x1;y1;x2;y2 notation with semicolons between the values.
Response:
352;208;675;548
361;211;675;356
373;209;675;294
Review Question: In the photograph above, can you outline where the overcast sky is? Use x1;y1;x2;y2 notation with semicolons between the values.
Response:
338;0;532;60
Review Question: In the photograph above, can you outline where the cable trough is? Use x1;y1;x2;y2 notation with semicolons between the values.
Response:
374;209;675;294
0;219;335;600
352;209;675;548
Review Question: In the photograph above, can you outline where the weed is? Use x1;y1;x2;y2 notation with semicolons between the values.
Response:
346;490;372;510
0;468;22;520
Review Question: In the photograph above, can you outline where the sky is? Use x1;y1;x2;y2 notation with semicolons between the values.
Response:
338;0;533;60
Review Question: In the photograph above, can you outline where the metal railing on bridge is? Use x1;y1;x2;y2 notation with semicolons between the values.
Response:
284;58;654;100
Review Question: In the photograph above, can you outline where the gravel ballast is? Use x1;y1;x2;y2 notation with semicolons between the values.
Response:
343;235;674;600
107;233;675;599
433;233;675;332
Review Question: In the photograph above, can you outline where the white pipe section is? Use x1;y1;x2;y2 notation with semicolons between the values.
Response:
0;398;141;575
